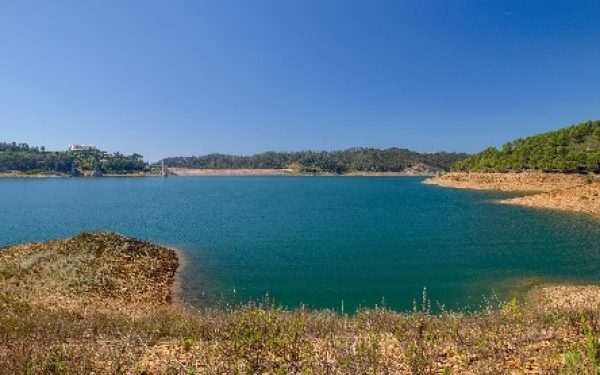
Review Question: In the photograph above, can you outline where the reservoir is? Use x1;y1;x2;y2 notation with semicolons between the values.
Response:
1;176;598;312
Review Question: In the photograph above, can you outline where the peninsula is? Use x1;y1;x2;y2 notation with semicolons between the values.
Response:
426;120;600;217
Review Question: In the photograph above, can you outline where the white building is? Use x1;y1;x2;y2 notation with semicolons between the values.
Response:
69;144;95;152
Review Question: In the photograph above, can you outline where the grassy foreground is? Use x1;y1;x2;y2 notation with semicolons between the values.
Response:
1;233;599;374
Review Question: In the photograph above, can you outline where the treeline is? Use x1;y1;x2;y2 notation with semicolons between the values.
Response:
161;148;469;173
0;142;46;153
0;142;147;175
0;149;74;174
452;120;600;173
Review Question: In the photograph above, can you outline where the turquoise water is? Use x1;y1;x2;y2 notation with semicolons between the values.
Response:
1;176;598;312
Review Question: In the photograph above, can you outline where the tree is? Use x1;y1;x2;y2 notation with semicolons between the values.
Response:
451;120;600;173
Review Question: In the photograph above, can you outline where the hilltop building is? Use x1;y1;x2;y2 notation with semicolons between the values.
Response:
69;144;96;152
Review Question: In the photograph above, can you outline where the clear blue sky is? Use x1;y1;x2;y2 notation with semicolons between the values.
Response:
1;1;599;161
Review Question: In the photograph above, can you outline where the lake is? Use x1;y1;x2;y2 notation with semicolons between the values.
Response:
1;176;598;312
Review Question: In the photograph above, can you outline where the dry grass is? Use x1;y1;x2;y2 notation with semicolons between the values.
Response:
0;232;178;315
0;232;599;374
530;285;600;312
1;294;598;374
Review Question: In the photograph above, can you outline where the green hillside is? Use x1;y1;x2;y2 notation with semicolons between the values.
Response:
0;143;148;175
161;148;469;174
453;120;600;173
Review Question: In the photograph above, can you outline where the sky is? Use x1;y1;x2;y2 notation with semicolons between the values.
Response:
1;1;599;161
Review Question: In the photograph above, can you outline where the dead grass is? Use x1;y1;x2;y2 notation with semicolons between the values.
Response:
0;232;178;315
1;294;598;374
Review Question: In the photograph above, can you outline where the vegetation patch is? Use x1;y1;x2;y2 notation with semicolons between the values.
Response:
452;120;600;173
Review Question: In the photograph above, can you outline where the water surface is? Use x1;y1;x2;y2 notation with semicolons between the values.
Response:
1;176;598;311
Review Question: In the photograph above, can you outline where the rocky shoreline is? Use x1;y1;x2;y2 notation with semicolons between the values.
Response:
0;171;69;178
502;182;600;217
2;166;442;178
424;171;591;191
168;167;295;176
169;165;440;177
425;172;600;217
0;171;158;178
530;284;600;312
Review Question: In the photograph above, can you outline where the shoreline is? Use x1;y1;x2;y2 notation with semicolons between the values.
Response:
425;172;600;218
528;284;600;312
169;246;186;305
423;171;592;192
494;275;600;309
0;169;439;178
167;167;438;177
0;172;70;178
500;183;600;218
0;172;160;178
2;232;599;373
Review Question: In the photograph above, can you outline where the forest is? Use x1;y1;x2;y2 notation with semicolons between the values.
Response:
452;120;600;173
160;148;469;173
0;143;147;175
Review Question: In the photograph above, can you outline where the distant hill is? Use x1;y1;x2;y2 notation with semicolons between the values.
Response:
160;148;469;174
453;120;600;173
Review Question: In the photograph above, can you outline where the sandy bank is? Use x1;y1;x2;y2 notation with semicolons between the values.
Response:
530;284;600;312
501;182;600;217
424;171;590;192
425;172;600;217
0;171;69;178
169;167;438;177
169;168;295;176
0;171;162;178
169;246;186;305
344;171;435;176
